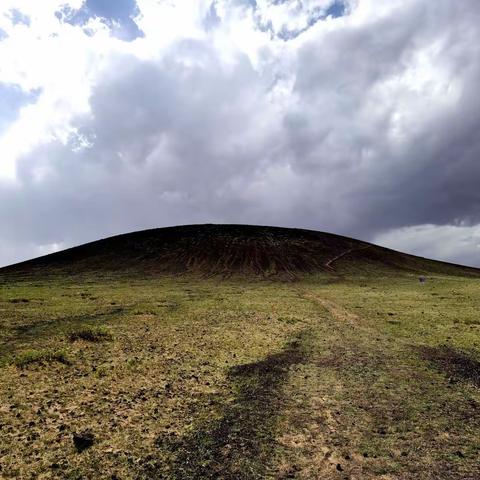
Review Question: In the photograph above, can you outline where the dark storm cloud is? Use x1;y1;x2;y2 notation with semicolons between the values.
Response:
283;0;480;238
4;43;272;250
1;0;480;266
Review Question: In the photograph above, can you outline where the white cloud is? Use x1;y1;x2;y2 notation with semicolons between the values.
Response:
374;224;480;267
0;1;113;179
0;0;479;266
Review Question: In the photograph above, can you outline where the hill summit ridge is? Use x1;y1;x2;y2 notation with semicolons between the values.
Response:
1;224;477;278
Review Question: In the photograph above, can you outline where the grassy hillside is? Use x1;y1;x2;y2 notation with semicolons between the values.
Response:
0;225;479;479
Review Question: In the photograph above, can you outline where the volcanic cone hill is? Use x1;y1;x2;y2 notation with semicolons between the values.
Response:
1;224;478;279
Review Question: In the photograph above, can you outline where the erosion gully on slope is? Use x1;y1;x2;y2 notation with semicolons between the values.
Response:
324;246;372;272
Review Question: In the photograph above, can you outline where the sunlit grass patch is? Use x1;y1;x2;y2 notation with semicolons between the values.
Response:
8;298;29;303
13;349;71;367
0;274;479;479
463;318;480;325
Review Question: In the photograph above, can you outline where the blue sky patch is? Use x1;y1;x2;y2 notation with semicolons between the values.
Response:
0;84;41;134
326;1;347;19
275;1;348;40
58;0;143;41
8;9;31;26
203;2;221;31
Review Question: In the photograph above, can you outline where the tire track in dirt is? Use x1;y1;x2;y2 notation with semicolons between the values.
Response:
302;290;372;335
279;290;403;479
275;291;370;479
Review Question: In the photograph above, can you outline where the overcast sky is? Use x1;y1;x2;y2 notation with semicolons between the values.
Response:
0;0;480;267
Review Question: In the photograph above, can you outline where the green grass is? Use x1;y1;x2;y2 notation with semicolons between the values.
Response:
68;326;113;342
0;272;478;479
13;348;70;367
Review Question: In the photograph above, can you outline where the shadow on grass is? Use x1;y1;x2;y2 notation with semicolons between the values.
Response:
145;333;309;479
420;345;480;387
0;307;124;363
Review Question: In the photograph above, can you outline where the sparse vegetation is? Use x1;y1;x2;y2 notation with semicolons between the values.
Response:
8;298;29;303
68;326;112;342
13;348;70;367
0;226;478;479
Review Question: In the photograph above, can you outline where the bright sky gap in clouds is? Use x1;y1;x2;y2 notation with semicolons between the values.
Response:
0;0;480;267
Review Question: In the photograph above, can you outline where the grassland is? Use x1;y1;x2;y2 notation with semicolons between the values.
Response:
0;268;478;479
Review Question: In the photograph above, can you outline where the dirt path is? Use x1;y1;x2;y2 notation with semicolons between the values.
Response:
307;295;360;325
324;245;371;271
302;291;377;341
278;290;390;479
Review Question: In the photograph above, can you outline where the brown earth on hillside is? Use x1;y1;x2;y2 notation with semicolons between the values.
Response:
1;224;478;279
